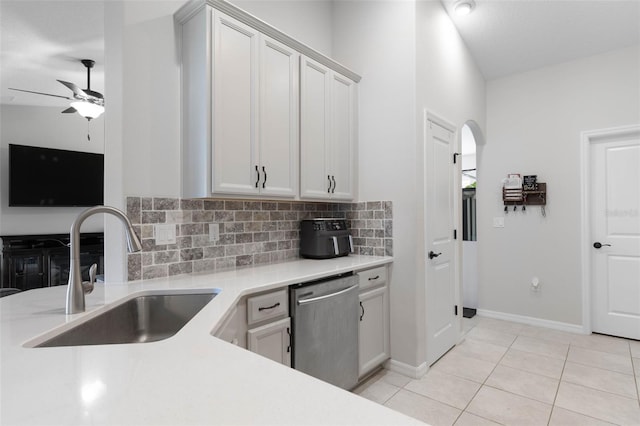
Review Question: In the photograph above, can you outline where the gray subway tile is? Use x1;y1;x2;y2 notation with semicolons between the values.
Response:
181;248;203;261
153;197;179;210
142;211;166;224
127;253;141;281
225;200;244;210
169;262;193;276
181;199;203;210
126;197;141;224
204;200;224;210
142;265;168;280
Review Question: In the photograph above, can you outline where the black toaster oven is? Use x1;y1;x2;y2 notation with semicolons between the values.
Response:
300;219;354;259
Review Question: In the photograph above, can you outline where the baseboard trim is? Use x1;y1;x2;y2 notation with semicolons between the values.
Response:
476;309;587;334
384;358;428;379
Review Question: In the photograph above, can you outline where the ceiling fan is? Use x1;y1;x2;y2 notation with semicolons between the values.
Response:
9;59;105;121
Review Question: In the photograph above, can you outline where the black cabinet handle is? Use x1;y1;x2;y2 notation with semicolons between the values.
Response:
360;301;365;321
327;175;332;193
368;275;380;281
258;302;280;311
262;166;267;189
428;251;442;259
593;242;611;249
255;165;260;188
331;176;336;193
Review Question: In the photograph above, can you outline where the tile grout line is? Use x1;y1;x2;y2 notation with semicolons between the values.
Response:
450;320;516;426
630;342;640;406
455;323;566;425
546;339;571;426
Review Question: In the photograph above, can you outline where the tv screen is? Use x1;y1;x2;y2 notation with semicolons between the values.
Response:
8;144;104;207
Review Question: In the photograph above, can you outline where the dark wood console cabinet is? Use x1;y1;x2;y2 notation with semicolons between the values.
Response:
0;233;104;291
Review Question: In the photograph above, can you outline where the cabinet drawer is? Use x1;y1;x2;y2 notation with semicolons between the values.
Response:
247;289;288;325
357;266;387;291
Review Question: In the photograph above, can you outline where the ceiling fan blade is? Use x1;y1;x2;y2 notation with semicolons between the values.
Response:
8;88;72;100
83;89;104;100
57;80;89;98
61;107;77;114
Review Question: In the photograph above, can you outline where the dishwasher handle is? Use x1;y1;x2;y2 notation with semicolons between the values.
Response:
297;284;358;306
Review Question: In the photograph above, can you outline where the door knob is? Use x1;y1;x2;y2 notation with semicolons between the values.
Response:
593;242;611;249
428;251;442;259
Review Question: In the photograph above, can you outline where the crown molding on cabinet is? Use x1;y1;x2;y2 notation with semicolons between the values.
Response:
175;0;362;83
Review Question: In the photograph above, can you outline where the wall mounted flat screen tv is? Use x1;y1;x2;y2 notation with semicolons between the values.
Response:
9;144;104;207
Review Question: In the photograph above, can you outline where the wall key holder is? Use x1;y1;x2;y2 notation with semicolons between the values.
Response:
503;182;547;216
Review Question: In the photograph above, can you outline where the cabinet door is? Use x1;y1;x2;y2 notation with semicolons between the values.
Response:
212;12;259;195
300;56;331;199
247;317;291;367
358;286;390;377
329;73;355;200
258;36;299;197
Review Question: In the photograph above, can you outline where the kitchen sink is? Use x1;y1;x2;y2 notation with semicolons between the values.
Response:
34;291;218;348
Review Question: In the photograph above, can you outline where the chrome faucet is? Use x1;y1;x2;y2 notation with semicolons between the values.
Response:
66;205;142;314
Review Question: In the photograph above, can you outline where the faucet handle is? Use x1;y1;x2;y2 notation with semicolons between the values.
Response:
82;263;98;294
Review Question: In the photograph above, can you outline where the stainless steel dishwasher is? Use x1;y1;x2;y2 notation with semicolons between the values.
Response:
290;273;359;390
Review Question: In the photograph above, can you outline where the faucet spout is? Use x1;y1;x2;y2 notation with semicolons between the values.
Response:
66;205;142;314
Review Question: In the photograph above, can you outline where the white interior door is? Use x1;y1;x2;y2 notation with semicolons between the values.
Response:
591;131;640;340
425;114;458;366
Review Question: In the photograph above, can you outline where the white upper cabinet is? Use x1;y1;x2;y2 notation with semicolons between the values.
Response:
300;56;356;201
258;36;299;197
300;57;331;199
177;1;359;200
212;11;299;197
212;13;260;195
330;73;356;200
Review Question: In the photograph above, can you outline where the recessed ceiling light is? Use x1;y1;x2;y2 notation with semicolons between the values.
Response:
454;0;475;16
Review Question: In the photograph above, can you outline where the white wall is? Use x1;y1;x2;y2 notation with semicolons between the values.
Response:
121;0;186;198
332;0;485;369
232;0;333;57
479;46;640;326
333;0;419;367
0;105;104;235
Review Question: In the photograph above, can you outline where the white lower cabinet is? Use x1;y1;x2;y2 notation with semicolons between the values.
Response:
247;317;292;367
246;289;291;367
215;265;391;375
357;267;390;378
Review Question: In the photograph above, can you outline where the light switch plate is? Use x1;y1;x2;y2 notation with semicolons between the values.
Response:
493;217;505;228
155;224;176;245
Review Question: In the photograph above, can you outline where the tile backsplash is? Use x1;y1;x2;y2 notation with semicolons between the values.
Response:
126;197;392;281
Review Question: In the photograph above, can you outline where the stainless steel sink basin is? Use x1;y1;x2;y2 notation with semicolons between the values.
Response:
35;291;217;347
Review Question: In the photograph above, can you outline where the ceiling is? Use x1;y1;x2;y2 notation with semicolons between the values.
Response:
0;0;104;108
442;0;640;80
0;0;638;109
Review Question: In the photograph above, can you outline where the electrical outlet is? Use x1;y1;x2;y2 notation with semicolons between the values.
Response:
155;224;176;245
209;223;219;242
493;217;505;228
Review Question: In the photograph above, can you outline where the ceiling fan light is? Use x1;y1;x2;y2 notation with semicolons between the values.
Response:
454;0;475;16
71;101;104;120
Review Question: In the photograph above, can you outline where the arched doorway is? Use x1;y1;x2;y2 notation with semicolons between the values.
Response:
460;121;483;332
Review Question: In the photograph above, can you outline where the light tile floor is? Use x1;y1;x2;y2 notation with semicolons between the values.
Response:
353;316;640;425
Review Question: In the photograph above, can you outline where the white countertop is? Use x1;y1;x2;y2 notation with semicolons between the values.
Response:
1;255;424;425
